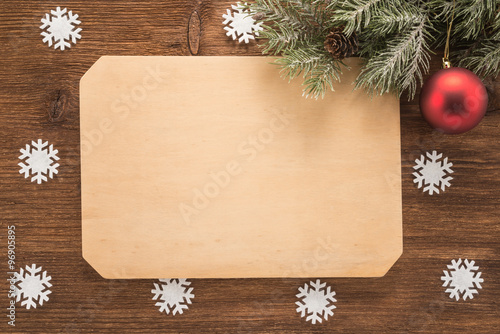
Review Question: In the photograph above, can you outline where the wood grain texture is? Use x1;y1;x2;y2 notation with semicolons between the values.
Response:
0;1;499;333
80;56;401;279
188;9;201;55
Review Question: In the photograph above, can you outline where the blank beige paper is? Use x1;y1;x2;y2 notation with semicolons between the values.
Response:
80;56;402;279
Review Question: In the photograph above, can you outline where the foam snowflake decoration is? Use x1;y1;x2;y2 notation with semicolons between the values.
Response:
296;279;336;324
441;259;483;301
40;7;82;50
19;139;60;184
14;264;52;309
413;150;453;195
222;2;263;43
151;279;194;315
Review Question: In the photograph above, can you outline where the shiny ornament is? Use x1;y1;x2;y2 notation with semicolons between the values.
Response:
419;67;488;134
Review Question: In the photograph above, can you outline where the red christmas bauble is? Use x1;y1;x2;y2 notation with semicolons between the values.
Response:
420;67;488;134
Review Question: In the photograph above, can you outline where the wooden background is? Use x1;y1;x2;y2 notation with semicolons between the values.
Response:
0;1;499;333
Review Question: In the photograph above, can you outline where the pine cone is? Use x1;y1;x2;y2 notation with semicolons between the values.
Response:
324;27;358;59
252;12;265;21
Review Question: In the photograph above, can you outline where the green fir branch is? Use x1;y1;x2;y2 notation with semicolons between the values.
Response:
457;9;500;78
250;0;344;98
276;43;344;99
303;61;342;99
492;10;500;40
355;14;432;99
453;0;496;40
249;0;322;30
259;23;307;55
326;0;386;36
368;5;425;37
458;40;500;78
249;0;500;100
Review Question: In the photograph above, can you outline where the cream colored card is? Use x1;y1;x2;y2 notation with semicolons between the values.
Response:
80;56;402;278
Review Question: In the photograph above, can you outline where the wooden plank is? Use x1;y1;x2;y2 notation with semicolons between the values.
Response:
80;56;402;278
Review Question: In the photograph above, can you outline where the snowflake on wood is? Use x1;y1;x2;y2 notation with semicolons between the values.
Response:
222;2;263;43
19;139;60;184
14;264;52;309
40;7;82;50
413;150;453;195
151;279;194;315
296;279;337;324
441;259;483;301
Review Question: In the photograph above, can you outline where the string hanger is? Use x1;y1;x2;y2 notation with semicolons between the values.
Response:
443;0;456;69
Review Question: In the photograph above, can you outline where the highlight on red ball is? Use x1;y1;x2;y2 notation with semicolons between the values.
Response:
419;67;488;134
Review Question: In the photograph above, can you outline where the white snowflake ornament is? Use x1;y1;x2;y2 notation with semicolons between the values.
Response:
222;2;263;43
413;150;453;195
441;259;483;301
14;264;52;309
151;279;194;315
19;139;60;184
296;279;337;324
40;7;82;50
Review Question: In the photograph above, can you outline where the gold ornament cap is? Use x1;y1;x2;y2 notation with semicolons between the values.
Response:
442;57;452;69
